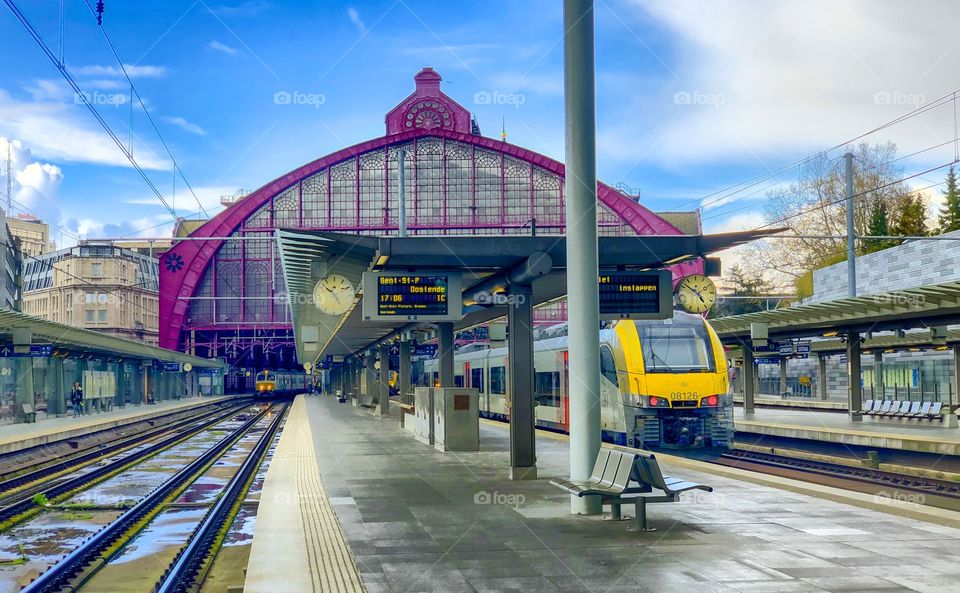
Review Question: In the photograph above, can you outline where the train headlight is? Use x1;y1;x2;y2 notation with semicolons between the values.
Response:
700;395;719;407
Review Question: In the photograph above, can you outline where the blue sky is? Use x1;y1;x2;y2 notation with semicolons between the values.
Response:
1;0;958;251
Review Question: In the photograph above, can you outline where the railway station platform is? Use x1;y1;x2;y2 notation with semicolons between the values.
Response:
735;407;960;456
0;394;231;454
246;395;960;593
733;395;847;411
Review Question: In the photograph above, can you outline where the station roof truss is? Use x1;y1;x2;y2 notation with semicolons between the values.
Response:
712;281;960;345
0;309;226;367
276;229;779;362
157;68;713;361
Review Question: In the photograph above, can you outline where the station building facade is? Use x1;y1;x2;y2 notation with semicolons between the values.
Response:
159;68;704;378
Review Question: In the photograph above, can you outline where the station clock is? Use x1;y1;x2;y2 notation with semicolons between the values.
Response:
674;274;717;314
313;274;356;316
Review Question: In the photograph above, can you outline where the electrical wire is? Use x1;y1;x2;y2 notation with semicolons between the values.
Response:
3;0;178;219
79;0;210;218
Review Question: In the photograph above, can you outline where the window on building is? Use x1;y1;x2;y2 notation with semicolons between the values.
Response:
98;309;107;322
85;292;95;303
490;366;506;395
85;310;94;322
471;367;484;393
91;262;103;277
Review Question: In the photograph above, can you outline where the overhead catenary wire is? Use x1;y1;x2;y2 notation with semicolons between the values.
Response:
79;0;210;218
667;91;960;215
3;0;178;219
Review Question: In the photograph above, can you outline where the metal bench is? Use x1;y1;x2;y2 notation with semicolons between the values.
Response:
21;403;36;423
551;448;712;532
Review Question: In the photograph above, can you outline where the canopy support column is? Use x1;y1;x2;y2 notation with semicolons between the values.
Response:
507;283;537;480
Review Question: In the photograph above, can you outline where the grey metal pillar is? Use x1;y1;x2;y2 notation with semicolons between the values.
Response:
365;352;377;403
378;343;391;416
743;348;755;414
845;152;856;297
507;283;537;480
564;0;602;516
778;358;788;396
873;351;884;400
438;322;454;387
818;354;829;401
399;339;411;403
952;346;960;413
848;332;862;420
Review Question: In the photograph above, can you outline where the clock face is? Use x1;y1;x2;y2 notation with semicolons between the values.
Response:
675;274;717;314
313;274;356;316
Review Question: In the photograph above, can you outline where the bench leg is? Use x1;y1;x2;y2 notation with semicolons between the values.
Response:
627;498;656;532
605;499;628;521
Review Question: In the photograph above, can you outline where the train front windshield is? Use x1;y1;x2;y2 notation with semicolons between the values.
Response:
636;317;715;373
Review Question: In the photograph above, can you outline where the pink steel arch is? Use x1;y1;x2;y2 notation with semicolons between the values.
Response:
158;70;702;351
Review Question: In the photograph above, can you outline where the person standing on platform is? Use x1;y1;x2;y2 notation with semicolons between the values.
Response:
70;382;84;418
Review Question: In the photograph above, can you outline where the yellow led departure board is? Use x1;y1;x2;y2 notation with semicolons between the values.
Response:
362;272;464;321
598;270;673;320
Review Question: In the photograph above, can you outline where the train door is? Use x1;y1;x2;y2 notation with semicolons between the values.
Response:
561;350;570;432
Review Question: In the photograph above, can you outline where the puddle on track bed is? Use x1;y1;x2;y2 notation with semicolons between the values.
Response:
82;508;207;593
0;509;120;590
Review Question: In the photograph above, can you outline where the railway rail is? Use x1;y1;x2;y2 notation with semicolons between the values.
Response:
0;402;254;530
19;403;286;593
717;448;960;509
0;401;251;504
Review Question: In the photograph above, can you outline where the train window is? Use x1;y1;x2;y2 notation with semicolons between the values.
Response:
638;322;715;373
455;375;465;387
599;346;618;386
535;371;561;407
471;368;484;393
432;371;440;387
490;366;506;394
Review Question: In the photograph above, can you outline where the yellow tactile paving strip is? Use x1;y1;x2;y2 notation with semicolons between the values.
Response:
245;397;365;593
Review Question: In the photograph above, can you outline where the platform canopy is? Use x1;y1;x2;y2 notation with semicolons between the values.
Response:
276;229;779;363
0;309;226;368
712;281;960;344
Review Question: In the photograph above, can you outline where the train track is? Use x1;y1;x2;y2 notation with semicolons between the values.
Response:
717;448;960;508
0;401;251;505
0;402;256;531
19;403;286;593
0;399;253;483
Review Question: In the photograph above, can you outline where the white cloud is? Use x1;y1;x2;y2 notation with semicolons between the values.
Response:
347;7;366;34
209;40;238;55
0;90;169;170
703;210;767;282
2;137;63;226
71;64;167;78
209;1;271;18
122;185;233;216
164;116;207;136
609;0;960;166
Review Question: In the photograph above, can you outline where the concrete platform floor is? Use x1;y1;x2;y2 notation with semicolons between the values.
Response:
0;395;230;454
735;406;960;455
248;395;960;593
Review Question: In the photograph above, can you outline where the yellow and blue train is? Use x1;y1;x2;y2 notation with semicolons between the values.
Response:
422;312;733;448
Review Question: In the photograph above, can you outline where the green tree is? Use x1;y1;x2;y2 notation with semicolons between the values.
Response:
939;166;960;233
712;265;775;318
890;194;927;238
861;199;893;253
